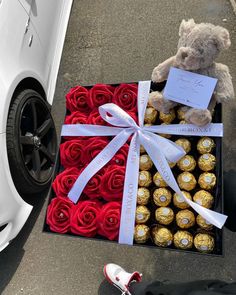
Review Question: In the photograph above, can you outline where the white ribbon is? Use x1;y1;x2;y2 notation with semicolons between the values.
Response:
61;81;227;245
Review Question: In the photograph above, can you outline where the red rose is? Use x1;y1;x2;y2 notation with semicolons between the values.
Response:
127;111;138;124
70;200;102;237
110;144;129;166
88;84;114;108
113;83;138;112
87;109;107;126
46;197;74;233
83;168;106;199
85;137;109;163
60;139;85;168
100;165;125;201
66;86;91;114
98;202;121;241
64;111;88;124
52;167;81;198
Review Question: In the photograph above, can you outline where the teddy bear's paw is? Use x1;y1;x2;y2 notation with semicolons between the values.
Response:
151;66;165;83
184;109;212;126
148;92;172;113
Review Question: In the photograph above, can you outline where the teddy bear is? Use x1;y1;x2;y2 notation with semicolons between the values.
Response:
149;19;234;126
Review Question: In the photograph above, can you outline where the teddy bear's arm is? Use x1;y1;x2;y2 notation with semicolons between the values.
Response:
151;56;176;83
213;63;235;103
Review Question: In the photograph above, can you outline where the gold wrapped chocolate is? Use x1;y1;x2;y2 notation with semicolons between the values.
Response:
155;207;174;225
134;224;150;244
196;215;213;230
135;205;151;224
198;172;216;190
177;106;189;120
138;171;152;187
174;230;193;249
139;154;153;171
194;233;215;253
137;187;150;205
153;172;168;187
177;155;196;172
197;137;215;154
198;154;216;172
193;190;214;208
175;138;191;153
152;226;173;247
168;162;176;168
140;145;146;154
144;107;158;124
179;120;187;124
159;109;176;123
177;172;197;191
158;123;171;139
173;191;192;209
176;209;195;229
153;188;172;206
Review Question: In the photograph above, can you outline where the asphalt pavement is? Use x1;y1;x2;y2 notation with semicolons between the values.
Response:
1;1;236;294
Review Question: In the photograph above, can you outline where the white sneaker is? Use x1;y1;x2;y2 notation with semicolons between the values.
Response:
103;263;142;295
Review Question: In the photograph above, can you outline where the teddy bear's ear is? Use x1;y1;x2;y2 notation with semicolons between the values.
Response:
216;27;231;50
179;19;196;36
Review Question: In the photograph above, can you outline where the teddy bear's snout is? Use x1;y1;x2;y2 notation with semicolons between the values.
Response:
181;50;188;60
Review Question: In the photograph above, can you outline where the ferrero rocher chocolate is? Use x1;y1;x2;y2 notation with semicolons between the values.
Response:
168;162;176;168
177;106;189;120
194;233;215;253
155;207;174;225
179;120;187;124
159;109;176;123
153;172;168;187
197;137;215;154
144;107;158;124
193;190;214;208
138;171;152;187
196;215;213;230
177;155;196;172
137;187;151;205
152;226;173;247
198;172;216;190
153;188;172;207
139;154;153;171
135;205;151;224
174;230;193;249
175;138;191;153
198;154;216;172
176;209;195;229
140;145;146;154
158;123;171;139
134;224;150;244
177;172;197;191
173;191;192;209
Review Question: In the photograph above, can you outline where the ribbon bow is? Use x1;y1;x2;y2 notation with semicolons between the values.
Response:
61;81;227;245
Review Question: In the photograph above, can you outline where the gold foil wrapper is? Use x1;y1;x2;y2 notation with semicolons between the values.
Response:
193;190;214;209
159;109;176;123
194;233;215;253
155;207;174;225
198;153;216;172
177;172;197;191
174;230;193;249
153;172;168;187
176;209;195;229
179;120;187;124
175;138;191;153
153;188;172;207
177;106;189;120
198;172;216;190
168;162;176;168
138;171;152;187
139;154;153;171
177;155;196;172
152;226;173;247
197;137;215;154
158;123;172;139
173;191;192;209
196;215;214;230
140;145;146;154
144;107;158;124
135;205;151;224
137;187;151;205
134;224;150;244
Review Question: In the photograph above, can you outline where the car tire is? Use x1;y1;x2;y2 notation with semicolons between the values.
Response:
6;89;57;196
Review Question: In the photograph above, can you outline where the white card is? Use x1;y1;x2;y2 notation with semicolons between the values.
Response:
163;67;218;109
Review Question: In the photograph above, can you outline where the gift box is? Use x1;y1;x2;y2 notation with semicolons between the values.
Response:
43;81;225;256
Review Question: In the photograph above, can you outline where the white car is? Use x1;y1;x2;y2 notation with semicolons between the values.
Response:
0;0;73;251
